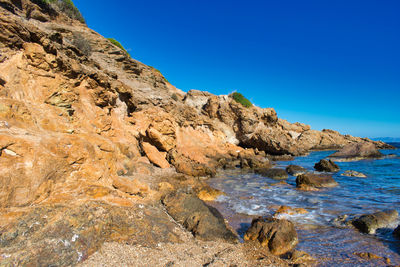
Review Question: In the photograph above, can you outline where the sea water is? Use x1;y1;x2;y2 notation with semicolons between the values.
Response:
208;143;400;266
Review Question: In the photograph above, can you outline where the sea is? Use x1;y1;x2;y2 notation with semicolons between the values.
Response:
208;143;400;266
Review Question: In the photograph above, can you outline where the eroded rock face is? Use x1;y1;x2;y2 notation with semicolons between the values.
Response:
244;217;298;255
352;210;398;234
329;143;384;161
162;191;238;242
286;165;306;176
296;173;338;190
314;159;340;172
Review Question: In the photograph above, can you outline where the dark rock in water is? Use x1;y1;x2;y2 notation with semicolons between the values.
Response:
296;173;338;189
256;168;288;180
244;217;298;255
162;191;238;242
329;143;383;161
314;159;340;172
393;225;400;238
286;165;306;176
352;210;398;234
341;170;367;178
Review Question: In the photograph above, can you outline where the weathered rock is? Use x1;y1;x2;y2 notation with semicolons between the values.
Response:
256;168;288;180
341;170;367;178
141;142;170;169
167;149;216;177
314;159;340;172
286;165;306;176
296;173;338;189
162;191;238;242
329;142;384;161
244;217;298;255
352;210;398;234
0;202;183;266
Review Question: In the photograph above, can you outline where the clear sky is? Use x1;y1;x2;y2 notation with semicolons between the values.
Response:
74;0;400;138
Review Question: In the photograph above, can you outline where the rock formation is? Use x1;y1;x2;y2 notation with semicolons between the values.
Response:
296;173;338;190
314;159;340;172
352;210;398;234
244;217;298;255
0;1;394;265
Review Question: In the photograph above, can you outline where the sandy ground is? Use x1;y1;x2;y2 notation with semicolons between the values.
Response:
79;240;290;267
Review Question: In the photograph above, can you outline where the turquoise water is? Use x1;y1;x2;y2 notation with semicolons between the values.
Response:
208;144;400;266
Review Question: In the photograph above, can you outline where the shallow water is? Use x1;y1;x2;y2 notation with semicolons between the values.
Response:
208;145;400;266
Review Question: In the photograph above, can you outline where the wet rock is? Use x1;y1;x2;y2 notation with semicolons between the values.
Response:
329;142;383;161
256;168;288;180
394;225;400;238
195;185;226;201
352;210;398;234
239;150;271;170
353;252;383;260
244;217;298;256
162;191;238;242
314;159;340;172
274;206;308;217
296;173;338;189
286;250;317;265
331;214;351;227
286;165;306;176
341;170;367;178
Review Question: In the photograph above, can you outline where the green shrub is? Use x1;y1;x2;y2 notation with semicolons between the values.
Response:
37;0;85;23
107;38;130;57
231;92;252;108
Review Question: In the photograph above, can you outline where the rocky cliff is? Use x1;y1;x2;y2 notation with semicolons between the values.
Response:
0;1;391;265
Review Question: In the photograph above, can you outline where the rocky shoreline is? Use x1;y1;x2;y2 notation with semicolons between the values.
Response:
0;1;397;266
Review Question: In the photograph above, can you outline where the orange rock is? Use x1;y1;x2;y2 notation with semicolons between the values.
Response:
197;186;226;201
112;176;149;196
274;206;308;216
141;142;170;169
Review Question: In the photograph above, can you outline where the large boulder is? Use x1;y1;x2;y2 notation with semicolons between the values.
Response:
314;159;340;172
296;173;338;189
352;210;398;234
256;168;288;180
244;217;298;255
162;191;238;242
286;165;306;176
329;143;383;161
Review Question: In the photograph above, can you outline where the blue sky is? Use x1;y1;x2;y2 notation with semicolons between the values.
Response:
74;0;400;138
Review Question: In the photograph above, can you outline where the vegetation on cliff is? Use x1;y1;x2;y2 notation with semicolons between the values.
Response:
231;92;253;108
107;38;130;56
36;0;85;23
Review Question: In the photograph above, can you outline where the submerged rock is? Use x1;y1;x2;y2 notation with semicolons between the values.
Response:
286;165;307;176
314;159;340;172
394;225;400;238
244;217;298;255
352;210;398;234
296;173;338;189
329;143;383;161
162;191;238;242
256;168;288;180
195;185;226;201
341;170;367;178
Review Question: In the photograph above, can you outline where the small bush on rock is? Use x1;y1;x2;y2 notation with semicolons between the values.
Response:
37;0;85;23
107;38;130;57
231;92;252;108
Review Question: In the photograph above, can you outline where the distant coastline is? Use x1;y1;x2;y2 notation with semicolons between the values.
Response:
372;137;400;143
